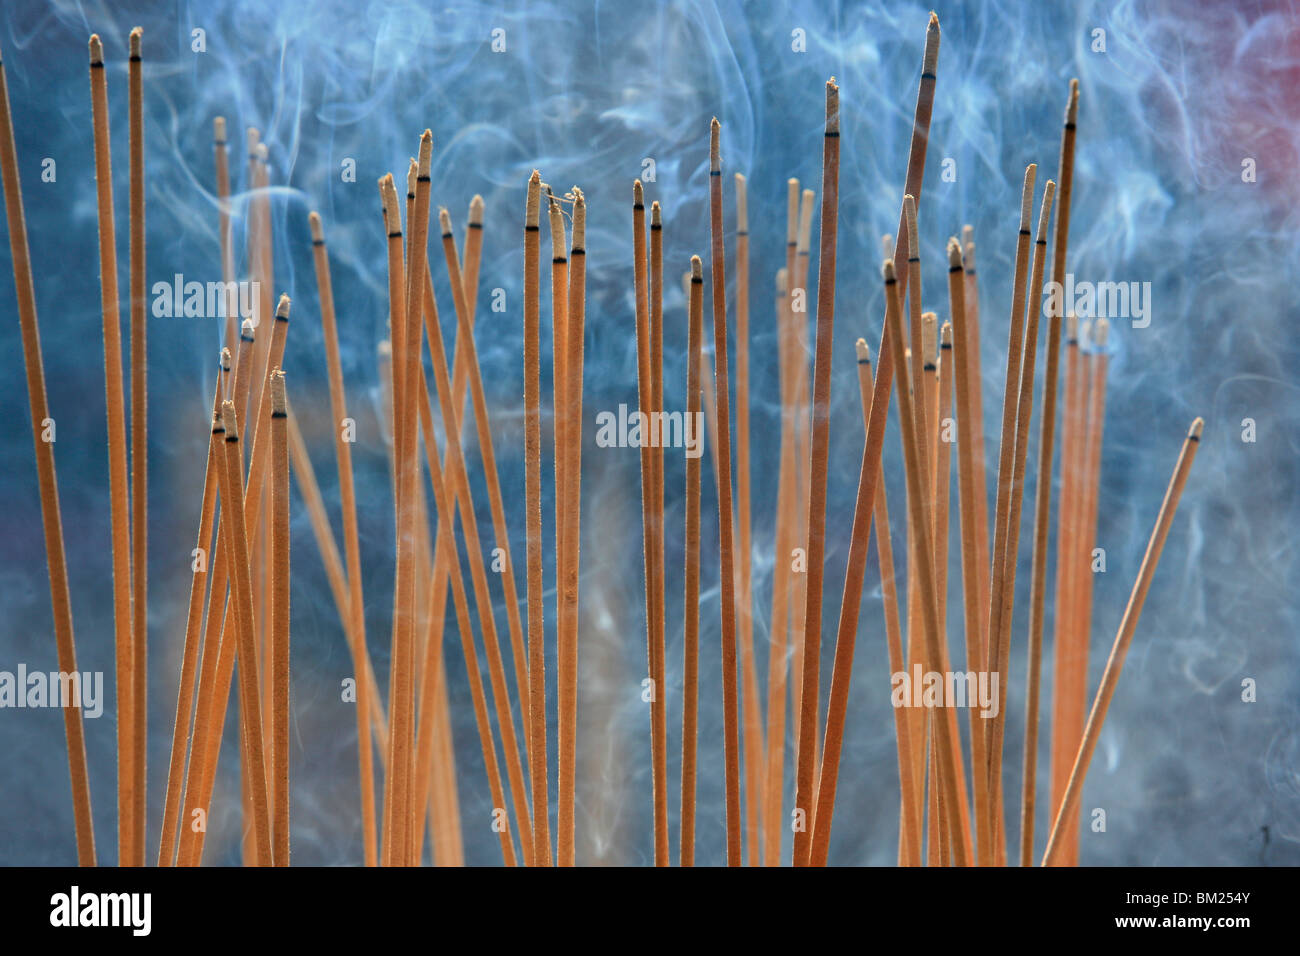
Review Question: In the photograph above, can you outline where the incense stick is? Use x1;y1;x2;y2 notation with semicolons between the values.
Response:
788;186;814;785
646;198;669;867
882;258;969;866
158;350;227;866
308;211;378;866
681;256;704;866
987;180;1057;859
982;164;1036;853
1060;318;1110;864
269;370;290;866
420;225;536;866
559;190;587;867
1049;313;1086;845
214;117;235;348
524;170;551;867
734;173;764;866
1042;418;1202;865
792;80;841;868
127;25;147;867
708;118;743;866
854;339;922;867
88;33;133;868
216;399;273;864
1022;79;1079;867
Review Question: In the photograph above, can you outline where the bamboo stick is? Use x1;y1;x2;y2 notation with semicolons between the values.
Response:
681;257;704;865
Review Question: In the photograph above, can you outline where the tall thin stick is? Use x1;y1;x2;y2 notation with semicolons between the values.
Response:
791;80;841;868
681;257;704;865
646;198;669;867
763;181;798;867
734;173;764;866
308;211;377;866
559;190;587;867
1049;314;1085;842
269;370;290;866
854;339;922;866
127;26;147;867
708;118;743;866
0;39;96;866
157;349;227;866
982;164;1036;853
216;400;273;865
881;258;969;867
631;180;666;864
1061;318;1110;864
88;34;131;868
523;170;551;867
987;180;1057;859
1042;419;1203;865
1022;79;1079;867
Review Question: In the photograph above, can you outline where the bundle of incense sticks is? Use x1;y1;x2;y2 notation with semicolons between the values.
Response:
0;14;1203;867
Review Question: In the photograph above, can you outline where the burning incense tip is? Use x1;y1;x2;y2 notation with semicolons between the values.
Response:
1092;316;1110;348
308;211;324;242
1066;78;1080;124
417;129;433;176
377;339;391;358
526;171;541;227
855;337;870;362
924;12;941;74
1189;417;1205;440
469;194;484;224
275;293;291;320
255;143;268;166
734;174;747;232
650;199;660;228
710;118;720;172
88;34;103;65
379;176;401;230
240;317;255;341
221;399;239;441
921;311;938;360
220;347;232;372
776;267;787;293
690;255;703;280
825;78;840;134
572;189;586;245
406;159;417;198
270;368;286;415
246;127;260;158
1020;164;1038;229
129;27;141;58
941;320;952;346
438;206;452;235
883;258;897;282
633;178;644;207
962;223;974;247
946;236;963;269
213;115;226;142
797;189;815;252
1039;181;1058;237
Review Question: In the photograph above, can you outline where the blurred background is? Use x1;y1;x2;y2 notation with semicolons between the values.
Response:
0;0;1296;865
